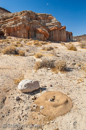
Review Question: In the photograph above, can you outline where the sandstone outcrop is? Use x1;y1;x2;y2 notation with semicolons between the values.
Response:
0;7;73;41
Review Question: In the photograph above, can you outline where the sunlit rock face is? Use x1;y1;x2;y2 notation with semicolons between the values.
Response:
0;7;73;41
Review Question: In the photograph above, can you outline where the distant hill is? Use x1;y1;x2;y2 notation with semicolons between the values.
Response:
73;34;86;41
0;7;11;14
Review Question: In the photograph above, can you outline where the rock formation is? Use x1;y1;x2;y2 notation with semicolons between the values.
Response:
0;7;73;41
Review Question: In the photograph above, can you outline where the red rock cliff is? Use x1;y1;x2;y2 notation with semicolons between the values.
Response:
0;9;73;41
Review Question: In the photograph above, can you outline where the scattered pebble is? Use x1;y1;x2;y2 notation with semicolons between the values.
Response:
15;96;21;101
50;84;53;87
32;96;37;100
40;106;44;109
51;120;54;123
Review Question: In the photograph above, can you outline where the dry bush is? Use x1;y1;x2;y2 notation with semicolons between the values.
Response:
34;61;42;70
81;63;86;71
14;74;24;84
35;52;43;58
34;59;67;73
80;42;86;48
16;41;21;44
41;42;48;45
26;42;32;46
55;60;66;71
34;59;55;70
2;46;25;56
2;46;18;55
34;42;42;46
42;46;54;51
66;43;77;51
18;50;25;56
14;42;23;47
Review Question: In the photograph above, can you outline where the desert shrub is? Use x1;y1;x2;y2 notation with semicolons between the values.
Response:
26;42;32;46
16;41;21;44
55;60;66;71
41;42;48;45
14;43;23;47
2;46;25;56
41;59;55;68
34;61;42;70
34;59;67;73
35;52;43;58
66;44;77;51
2;46;18;55
34;42;42;46
80;42;86;48
42;46;54;51
14;74;24;84
34;59;55;70
18;50;25;56
81;63;86;71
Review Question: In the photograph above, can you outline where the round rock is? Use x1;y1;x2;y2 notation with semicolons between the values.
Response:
18;79;40;93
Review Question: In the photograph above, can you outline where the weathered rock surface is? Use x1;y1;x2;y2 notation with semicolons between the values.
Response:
0;7;73;41
18;79;40;92
0;7;11;14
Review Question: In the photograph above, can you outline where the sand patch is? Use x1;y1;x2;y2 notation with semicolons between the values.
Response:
35;91;73;119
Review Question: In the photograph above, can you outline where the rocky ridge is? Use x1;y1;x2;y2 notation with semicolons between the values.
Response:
0;7;73;41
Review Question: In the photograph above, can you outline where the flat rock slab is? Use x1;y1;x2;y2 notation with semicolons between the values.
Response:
18;79;40;93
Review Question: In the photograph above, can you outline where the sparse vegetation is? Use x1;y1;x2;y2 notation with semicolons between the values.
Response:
81;63;86;71
66;43;77;51
34;42;42;46
35;52;43;58
14;74;24;84
14;43;23;47
34;59;55;70
2;46;25;56
42;46;54;51
2;46;18;55
18;50;25;56
55;60;66;71
34;59;67;73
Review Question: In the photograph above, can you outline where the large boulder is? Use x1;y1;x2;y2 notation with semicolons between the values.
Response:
18;79;40;93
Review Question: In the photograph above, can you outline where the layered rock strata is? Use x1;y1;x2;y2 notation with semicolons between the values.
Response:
0;8;73;41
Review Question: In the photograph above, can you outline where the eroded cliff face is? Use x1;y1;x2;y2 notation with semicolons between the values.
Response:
0;8;73;41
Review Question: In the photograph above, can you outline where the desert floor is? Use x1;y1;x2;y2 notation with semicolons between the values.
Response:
0;37;86;130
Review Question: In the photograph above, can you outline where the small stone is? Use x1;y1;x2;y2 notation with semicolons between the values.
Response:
34;124;41;128
47;122;49;124
49;96;55;101
50;84;53;87
15;96;21;101
51;120;54;123
33;104;38;108
32;96;37;100
40;106;44;109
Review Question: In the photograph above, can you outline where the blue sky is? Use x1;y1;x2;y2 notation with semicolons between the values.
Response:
0;0;86;36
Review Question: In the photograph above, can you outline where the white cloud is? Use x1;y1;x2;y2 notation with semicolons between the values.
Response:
46;3;49;5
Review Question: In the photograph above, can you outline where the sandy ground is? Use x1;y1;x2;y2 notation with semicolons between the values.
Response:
0;38;86;130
